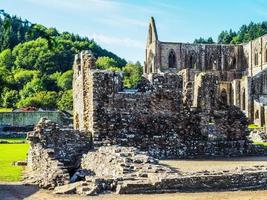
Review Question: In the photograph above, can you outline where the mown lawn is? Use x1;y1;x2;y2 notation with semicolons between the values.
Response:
0;143;29;181
254;142;267;147
0;137;27;143
0;108;12;112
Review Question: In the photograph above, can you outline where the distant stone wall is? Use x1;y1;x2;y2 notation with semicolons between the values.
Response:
0;111;65;126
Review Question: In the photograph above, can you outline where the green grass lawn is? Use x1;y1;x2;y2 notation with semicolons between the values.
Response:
0;137;27;143
253;142;267;147
0;143;29;181
0;108;13;112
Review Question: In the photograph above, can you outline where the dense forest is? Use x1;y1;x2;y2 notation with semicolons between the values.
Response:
194;21;267;44
0;11;142;111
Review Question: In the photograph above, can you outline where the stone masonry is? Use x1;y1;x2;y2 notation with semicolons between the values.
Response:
73;50;263;159
145;17;267;128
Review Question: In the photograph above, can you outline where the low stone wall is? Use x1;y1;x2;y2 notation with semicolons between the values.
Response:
0;111;67;126
117;170;267;194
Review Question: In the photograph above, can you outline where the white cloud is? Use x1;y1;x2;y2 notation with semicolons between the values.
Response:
92;33;144;49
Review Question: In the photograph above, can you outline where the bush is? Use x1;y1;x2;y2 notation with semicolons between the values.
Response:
57;90;73;111
17;91;58;109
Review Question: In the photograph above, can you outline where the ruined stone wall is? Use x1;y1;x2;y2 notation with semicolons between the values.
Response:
26;118;92;188
193;73;219;110
158;43;246;73
73;51;257;158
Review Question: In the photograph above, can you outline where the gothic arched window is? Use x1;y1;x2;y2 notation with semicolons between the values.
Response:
168;50;176;68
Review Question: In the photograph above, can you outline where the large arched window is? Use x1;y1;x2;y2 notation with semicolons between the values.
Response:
168;50;176;68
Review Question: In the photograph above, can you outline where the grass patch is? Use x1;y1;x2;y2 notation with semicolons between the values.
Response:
248;124;263;129
253;142;267;147
0;108;13;112
0;137;27;143
0;143;29;181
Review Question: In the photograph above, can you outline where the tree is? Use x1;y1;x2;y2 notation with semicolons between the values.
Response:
96;56;118;69
1;89;19;108
19;77;45;99
13;69;39;86
17;91;58;109
194;37;214;44
0;49;14;69
123;62;143;88
57;70;73;90
57;90;73;111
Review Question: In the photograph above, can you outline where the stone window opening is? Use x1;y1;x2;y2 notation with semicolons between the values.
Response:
242;88;246;111
232;57;236;68
168;50;176;68
220;89;228;105
255;52;258;66
255;110;259;119
265;48;267;63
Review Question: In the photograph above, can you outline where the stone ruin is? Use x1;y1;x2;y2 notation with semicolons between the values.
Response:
24;50;267;196
72;50;261;158
24;17;267;196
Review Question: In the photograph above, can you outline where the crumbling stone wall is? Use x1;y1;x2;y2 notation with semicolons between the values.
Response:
26;118;92;188
145;17;267;127
73;51;258;159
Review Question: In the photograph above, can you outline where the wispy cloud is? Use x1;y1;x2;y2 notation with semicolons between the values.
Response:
92;33;144;49
24;0;120;12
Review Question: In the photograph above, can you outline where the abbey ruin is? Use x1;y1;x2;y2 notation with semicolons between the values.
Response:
25;18;267;195
145;17;267;128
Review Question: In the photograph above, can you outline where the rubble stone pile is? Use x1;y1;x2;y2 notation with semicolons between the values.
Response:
53;146;267;196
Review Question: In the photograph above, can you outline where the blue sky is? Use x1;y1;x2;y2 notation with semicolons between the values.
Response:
1;0;267;63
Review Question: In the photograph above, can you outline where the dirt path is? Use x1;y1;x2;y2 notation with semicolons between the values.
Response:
3;157;267;199
2;182;267;200
25;190;267;200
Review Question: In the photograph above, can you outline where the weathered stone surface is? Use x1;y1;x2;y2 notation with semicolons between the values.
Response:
72;51;262;159
25;118;92;189
145;17;267;129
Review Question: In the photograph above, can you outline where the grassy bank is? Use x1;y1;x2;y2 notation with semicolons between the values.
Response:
0;143;29;181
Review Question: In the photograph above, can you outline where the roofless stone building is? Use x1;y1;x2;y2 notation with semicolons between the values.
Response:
72;17;267;158
145;17;267;128
25;18;267;195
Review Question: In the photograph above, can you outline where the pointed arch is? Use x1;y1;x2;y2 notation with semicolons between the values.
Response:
168;50;176;68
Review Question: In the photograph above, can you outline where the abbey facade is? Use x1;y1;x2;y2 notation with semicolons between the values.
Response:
145;17;267;128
